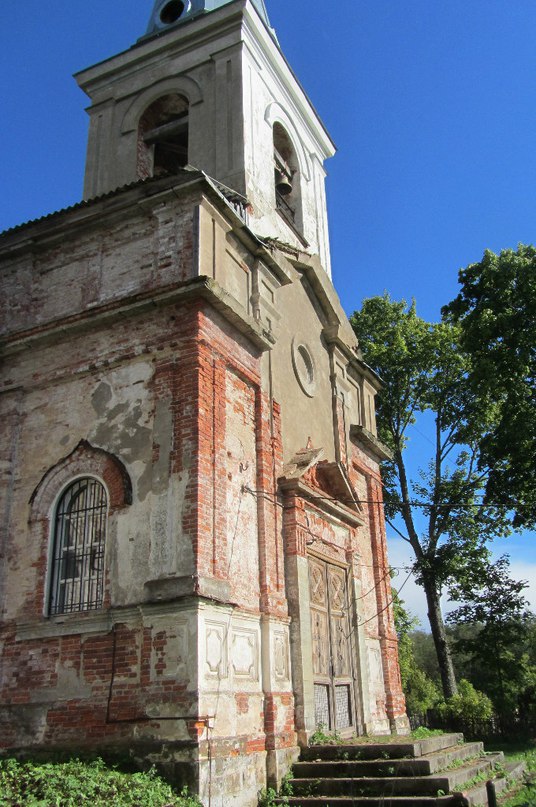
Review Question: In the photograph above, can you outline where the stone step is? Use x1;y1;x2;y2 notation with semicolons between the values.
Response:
294;742;485;779
438;752;504;793
416;734;466;758
275;796;467;807
300;734;465;762
293;760;438;778
288;753;504;798
461;760;526;806
423;742;484;774
274;735;526;807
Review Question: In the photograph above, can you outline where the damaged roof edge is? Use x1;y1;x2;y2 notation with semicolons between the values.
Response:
0;169;247;250
0;168;311;293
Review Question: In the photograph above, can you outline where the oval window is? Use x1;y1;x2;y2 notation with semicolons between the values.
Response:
292;339;317;398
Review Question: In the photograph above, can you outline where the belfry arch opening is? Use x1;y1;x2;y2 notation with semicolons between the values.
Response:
273;122;302;233
137;94;189;179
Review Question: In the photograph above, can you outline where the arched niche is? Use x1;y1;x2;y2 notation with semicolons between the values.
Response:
273;122;303;233
137;93;190;178
121;76;203;134
264;102;311;181
30;440;132;520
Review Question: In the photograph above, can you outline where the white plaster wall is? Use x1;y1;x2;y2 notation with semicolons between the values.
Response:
198;604;265;806
240;33;333;274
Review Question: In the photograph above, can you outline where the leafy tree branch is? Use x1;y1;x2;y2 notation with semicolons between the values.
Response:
351;293;511;699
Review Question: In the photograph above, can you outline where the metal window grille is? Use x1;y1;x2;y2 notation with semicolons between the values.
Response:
335;685;352;729
49;478;107;615
314;684;331;729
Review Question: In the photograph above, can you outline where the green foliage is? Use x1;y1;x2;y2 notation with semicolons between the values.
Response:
0;757;200;807
405;667;443;716
258;786;279;807
500;747;536;807
444;244;536;529
258;771;294;807
350;295;431;461
486;738;536;807
309;724;343;745
278;771;294;798
351;293;512;699
393;592;441;714
502;784;536;807
410;630;441;682
436;679;493;722
447;557;536;714
410;727;444;739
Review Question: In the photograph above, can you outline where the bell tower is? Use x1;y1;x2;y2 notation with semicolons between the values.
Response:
77;0;335;275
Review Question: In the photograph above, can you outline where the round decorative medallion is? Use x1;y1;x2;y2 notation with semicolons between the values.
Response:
292;338;316;398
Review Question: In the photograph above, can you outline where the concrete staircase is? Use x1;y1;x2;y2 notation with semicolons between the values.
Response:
276;733;525;807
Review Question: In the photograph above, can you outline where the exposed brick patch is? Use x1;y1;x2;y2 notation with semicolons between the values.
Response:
0;156;408;799
30;440;132;514
235;693;250;714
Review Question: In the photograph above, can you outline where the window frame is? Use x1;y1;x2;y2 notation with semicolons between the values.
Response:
46;474;109;617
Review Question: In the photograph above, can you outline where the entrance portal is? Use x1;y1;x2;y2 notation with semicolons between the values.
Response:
308;555;356;733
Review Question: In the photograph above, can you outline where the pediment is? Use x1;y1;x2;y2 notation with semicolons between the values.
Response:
281;446;325;480
313;461;364;515
279;450;364;526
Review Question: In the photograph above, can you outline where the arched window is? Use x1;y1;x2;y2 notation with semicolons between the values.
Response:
48;478;108;616
273;122;302;233
137;93;189;179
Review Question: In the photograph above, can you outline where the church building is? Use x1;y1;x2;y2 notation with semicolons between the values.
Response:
0;1;408;803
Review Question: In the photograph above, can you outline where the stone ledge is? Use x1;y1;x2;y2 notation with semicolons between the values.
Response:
144;575;231;605
16;611;115;641
350;424;393;462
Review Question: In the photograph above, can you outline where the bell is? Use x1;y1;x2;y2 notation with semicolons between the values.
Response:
275;168;293;196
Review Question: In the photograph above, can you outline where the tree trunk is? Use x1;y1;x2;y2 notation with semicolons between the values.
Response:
423;578;458;699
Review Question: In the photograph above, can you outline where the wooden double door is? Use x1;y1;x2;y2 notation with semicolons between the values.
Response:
308;555;357;733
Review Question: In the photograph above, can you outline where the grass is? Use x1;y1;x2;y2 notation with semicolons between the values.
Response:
411;727;445;740
309;724;344;745
342;727;445;745
308;725;447;746
483;740;536;806
0;756;201;806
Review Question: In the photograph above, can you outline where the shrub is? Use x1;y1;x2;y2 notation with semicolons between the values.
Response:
405;666;442;715
0;757;201;806
436;678;493;721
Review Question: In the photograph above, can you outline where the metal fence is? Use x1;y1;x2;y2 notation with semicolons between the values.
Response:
409;709;536;742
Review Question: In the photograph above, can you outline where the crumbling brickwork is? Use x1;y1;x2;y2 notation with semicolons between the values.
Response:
0;2;408;803
0;167;408;806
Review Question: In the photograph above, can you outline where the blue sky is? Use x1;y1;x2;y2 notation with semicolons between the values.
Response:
1;1;535;623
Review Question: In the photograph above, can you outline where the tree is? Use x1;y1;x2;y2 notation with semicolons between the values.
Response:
444;245;536;528
351;295;510;699
410;629;441;682
447;556;535;714
393;592;440;715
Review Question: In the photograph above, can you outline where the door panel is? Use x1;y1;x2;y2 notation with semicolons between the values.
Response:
309;556;355;732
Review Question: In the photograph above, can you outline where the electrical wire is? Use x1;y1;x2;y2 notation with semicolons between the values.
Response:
357;568;414;628
243;485;528;512
244;483;418;634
